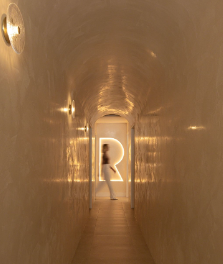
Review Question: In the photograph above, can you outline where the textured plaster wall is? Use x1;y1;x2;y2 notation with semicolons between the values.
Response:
135;1;223;264
91;127;96;203
128;126;132;203
0;1;89;264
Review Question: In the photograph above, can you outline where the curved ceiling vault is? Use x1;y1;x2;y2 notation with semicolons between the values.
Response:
39;0;194;125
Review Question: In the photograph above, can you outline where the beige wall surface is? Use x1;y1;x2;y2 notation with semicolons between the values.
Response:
128;126;132;203
92;132;96;202
0;1;89;264
134;1;223;264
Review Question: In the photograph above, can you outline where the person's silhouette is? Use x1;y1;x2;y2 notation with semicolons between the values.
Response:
96;144;118;200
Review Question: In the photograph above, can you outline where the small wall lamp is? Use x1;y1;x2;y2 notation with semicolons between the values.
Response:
68;100;75;118
2;4;25;54
85;124;89;133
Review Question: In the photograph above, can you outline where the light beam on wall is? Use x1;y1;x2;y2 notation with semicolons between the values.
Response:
99;138;124;182
188;126;205;130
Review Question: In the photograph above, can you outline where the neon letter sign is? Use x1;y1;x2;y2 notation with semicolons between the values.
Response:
99;138;124;182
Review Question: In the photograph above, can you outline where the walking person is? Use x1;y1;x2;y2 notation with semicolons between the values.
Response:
96;144;118;200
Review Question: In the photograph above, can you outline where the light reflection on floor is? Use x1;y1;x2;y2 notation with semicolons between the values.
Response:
71;198;155;264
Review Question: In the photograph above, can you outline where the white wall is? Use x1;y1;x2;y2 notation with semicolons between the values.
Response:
0;1;89;263
134;1;223;263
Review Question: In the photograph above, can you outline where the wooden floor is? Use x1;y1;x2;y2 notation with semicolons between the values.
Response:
71;198;155;264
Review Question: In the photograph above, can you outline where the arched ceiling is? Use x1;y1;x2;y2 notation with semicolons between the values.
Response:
27;0;195;125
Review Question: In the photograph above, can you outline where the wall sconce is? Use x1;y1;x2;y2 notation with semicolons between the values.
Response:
85;124;89;133
68;100;75;118
2;4;25;54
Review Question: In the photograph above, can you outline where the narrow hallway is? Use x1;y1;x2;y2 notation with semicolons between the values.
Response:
1;1;223;263
72;198;155;264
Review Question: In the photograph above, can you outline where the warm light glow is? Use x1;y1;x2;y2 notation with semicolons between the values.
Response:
8;24;20;37
71;100;75;118
147;106;163;115
77;137;88;141
4;4;25;54
135;136;172;143
44;178;82;183
151;51;157;58
61;107;69;113
147;49;157;58
99;138;124;182
188;126;205;130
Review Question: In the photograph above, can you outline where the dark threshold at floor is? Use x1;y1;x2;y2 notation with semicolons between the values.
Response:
71;198;155;264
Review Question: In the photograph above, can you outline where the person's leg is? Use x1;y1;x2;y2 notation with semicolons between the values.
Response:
103;165;116;199
106;179;116;199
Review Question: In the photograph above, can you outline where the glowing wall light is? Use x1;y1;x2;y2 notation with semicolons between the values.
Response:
61;107;69;113
85;124;89;133
60;100;75;117
2;4;25;54
76;123;89;132
99;138;124;182
188;126;205;130
69;100;75;118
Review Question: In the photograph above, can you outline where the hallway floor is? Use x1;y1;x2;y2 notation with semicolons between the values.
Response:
71;198;155;264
